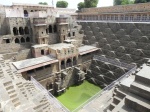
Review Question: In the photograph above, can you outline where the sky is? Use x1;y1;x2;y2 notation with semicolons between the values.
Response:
1;0;113;9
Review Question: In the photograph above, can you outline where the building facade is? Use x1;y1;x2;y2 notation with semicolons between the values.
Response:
76;3;150;22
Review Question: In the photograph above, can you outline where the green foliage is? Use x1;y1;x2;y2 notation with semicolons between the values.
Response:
84;0;99;8
78;2;85;10
57;81;101;111
134;0;149;3
114;0;122;5
114;0;134;5
56;1;68;8
38;2;48;5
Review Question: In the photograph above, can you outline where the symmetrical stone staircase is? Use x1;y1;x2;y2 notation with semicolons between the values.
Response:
86;58;128;88
79;22;150;66
0;56;65;112
106;64;150;112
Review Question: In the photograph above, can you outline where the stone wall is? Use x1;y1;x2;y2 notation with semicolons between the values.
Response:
79;22;150;66
3;49;31;61
0;43;31;53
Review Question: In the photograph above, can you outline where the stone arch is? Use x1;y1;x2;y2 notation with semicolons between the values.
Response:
21;37;25;43
26;37;30;42
24;27;29;34
24;10;28;17
66;58;72;68
53;25;57;33
6;39;10;43
19;27;24;35
49;25;52;33
61;60;65;69
13;27;18;35
15;38;20;43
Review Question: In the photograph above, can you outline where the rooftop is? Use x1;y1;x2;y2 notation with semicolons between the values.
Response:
64;39;76;43
49;43;75;50
12;3;53;7
120;76;135;87
78;45;99;55
13;55;58;72
137;65;150;80
32;44;48;48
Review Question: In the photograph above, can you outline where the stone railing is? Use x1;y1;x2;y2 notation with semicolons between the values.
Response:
72;64;137;112
31;76;70;112
93;55;135;70
76;19;150;22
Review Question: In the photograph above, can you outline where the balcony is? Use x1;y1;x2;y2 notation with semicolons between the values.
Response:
33;18;47;26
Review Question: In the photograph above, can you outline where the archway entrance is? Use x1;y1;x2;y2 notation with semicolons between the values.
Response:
66;58;72;68
41;49;44;55
15;38;20;43
68;32;71;37
19;27;24;35
6;39;10;43
26;37;30;42
13;27;18;35
24;27;29;34
24;10;28;17
61;60;65;69
21;37;25;43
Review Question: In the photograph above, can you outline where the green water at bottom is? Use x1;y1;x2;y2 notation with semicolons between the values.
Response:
57;80;101;111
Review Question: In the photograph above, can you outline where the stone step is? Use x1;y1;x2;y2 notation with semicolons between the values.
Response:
11;97;19;104
9;93;17;98
113;96;121;105
3;81;12;87
125;93;150;112
6;85;14;91
16;82;23;86
7;89;16;94
115;88;126;99
14;102;21;107
109;103;115;111
135;73;150;85
130;81;150;100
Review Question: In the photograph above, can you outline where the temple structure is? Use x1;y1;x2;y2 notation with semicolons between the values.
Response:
0;2;150;112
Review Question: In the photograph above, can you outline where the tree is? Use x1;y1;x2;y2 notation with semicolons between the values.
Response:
84;0;99;8
134;0;148;3
56;1;68;8
113;0;134;5
121;0;134;5
114;0;121;5
39;2;48;5
78;2;85;10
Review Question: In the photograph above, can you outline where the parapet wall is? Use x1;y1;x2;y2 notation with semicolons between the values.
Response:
79;22;150;66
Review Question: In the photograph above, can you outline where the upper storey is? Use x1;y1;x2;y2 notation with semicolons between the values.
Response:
80;2;150;14
0;3;76;18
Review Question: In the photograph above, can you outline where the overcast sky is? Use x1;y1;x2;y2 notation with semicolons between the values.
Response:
1;0;113;9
